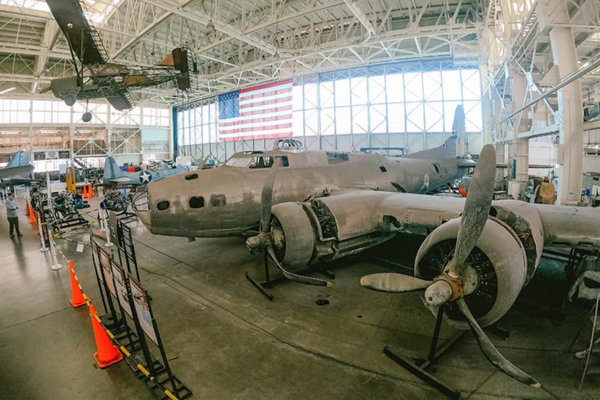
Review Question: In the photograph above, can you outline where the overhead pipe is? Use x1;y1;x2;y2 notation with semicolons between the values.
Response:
497;56;600;125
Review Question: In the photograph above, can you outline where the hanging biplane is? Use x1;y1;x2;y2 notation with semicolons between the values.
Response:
43;0;191;114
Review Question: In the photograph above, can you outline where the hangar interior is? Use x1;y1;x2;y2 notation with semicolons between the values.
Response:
1;0;600;399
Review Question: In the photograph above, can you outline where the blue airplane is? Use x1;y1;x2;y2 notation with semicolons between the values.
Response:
102;157;194;186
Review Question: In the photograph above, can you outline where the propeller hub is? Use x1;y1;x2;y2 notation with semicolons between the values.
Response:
245;232;271;253
426;272;465;306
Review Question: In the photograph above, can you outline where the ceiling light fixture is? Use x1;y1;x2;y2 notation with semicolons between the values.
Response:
206;20;215;31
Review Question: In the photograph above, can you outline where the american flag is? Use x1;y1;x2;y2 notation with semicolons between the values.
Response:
218;79;293;141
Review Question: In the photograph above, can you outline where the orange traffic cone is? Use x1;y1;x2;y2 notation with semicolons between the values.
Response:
88;184;94;198
89;304;123;368
82;185;89;199
29;204;36;223
25;201;30;216
68;261;86;308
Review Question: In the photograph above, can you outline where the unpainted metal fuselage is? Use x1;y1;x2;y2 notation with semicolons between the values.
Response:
137;148;473;238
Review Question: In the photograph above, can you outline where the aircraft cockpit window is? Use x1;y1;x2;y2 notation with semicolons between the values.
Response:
189;196;205;209
326;152;349;164
185;173;199;180
249;156;274;169
432;163;441;174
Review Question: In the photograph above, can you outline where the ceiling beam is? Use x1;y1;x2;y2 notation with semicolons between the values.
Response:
109;0;197;61
140;0;277;54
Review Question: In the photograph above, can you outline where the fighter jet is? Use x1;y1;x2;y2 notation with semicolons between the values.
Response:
102;157;194;186
0;151;36;185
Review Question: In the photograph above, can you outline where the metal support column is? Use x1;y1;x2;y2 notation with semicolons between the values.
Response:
540;0;583;205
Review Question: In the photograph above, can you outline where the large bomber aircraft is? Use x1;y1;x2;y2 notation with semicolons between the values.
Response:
243;144;600;388
134;135;600;388
134;135;475;238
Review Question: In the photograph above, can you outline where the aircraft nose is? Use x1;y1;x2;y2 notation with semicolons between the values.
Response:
131;189;153;230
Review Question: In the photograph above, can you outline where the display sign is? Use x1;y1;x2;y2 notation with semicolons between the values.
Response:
111;259;132;318
108;211;120;248
34;152;46;161
99;248;116;298
130;277;158;345
58;150;70;159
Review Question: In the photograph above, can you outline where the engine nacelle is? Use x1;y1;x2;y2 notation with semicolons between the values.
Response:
270;193;397;269
415;217;528;328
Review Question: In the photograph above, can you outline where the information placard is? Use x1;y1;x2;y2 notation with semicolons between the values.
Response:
111;259;132;318
130;277;158;345
99;248;116;298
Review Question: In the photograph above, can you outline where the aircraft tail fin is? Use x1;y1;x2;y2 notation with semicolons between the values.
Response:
103;157;126;183
6;151;30;168
405;105;468;159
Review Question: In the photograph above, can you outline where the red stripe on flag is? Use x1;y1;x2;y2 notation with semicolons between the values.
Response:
241;88;292;101
239;105;293;117
239;79;293;94
221;132;293;142
219;113;292;128
219;122;293;135
240;96;293;110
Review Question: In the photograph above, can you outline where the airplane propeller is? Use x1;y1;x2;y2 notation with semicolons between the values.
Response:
361;144;541;388
246;157;332;287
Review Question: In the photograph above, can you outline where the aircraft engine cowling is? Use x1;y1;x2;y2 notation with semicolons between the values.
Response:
269;202;315;269
269;193;397;270
415;217;528;328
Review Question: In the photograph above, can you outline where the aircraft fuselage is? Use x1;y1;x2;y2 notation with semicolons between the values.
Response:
136;149;473;238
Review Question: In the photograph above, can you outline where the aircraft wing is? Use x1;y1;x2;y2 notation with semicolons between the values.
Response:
0;165;34;180
304;190;600;251
105;176;133;184
46;0;105;65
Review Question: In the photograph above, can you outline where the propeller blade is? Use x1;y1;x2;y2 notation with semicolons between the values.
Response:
448;144;496;276
266;246;332;287
361;273;432;292
259;157;281;233
456;298;541;388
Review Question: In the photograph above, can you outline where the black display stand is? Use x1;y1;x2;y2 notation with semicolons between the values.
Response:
90;238;191;399
383;307;465;399
245;252;335;301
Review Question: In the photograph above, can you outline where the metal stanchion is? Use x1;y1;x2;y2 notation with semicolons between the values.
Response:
38;218;49;252
48;227;63;271
102;211;114;248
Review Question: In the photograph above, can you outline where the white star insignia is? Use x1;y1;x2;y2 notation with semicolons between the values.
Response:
139;171;152;184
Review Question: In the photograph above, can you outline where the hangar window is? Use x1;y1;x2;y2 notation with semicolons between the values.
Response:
189;196;205;208
157;201;170;211
211;194;226;207
185;173;198;180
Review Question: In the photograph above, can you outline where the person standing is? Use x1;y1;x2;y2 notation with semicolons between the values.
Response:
6;193;22;237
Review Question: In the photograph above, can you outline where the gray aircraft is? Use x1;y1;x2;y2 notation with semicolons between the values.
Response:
102;157;194;186
0;151;36;186
241;144;600;389
134;135;475;238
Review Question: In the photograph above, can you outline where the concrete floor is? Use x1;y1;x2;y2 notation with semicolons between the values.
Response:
0;188;599;399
